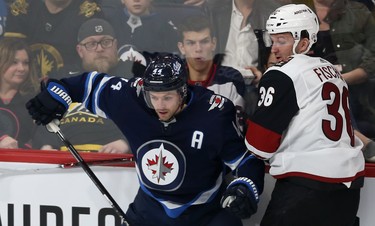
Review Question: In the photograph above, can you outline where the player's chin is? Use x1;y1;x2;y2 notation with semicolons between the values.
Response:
156;112;171;121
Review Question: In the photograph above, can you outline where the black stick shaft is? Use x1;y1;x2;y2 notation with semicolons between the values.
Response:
50;125;130;226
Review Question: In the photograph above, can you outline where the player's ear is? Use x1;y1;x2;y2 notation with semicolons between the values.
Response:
297;38;310;54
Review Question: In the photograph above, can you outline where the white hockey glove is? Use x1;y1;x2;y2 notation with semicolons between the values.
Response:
221;177;259;219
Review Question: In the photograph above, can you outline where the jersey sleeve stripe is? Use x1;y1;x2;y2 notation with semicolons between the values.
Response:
82;71;98;108
245;120;281;159
92;76;112;118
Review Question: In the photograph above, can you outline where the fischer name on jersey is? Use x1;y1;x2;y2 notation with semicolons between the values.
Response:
60;72;259;218
245;54;365;186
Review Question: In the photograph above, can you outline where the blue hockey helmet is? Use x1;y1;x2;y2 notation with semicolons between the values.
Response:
142;55;188;108
143;55;187;91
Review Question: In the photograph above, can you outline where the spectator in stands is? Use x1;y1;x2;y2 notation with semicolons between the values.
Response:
32;101;131;153
353;0;375;17
32;18;137;154
151;0;208;35
0;38;39;149
209;0;282;116
4;0;103;78
177;14;246;132
101;0;207;7
63;18;146;80
0;0;7;39
102;0;179;56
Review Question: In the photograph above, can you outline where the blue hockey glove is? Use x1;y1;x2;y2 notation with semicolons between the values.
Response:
221;177;259;219
26;79;71;125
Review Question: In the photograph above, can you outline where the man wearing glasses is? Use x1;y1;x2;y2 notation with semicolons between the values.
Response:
68;17;146;79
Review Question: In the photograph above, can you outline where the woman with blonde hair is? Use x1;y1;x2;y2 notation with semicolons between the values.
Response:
0;38;39;149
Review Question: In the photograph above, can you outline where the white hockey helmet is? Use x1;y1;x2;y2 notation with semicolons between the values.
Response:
266;4;319;54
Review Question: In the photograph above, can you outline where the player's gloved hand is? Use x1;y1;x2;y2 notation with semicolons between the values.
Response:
26;79;72;125
221;177;259;219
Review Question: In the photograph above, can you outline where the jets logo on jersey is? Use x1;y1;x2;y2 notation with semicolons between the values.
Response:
208;95;225;111
137;140;186;191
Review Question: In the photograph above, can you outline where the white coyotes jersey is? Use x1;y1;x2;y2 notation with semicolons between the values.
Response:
245;54;365;184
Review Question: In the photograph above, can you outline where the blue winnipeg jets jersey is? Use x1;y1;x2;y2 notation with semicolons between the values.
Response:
60;72;264;218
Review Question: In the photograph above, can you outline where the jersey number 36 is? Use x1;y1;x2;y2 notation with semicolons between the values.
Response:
322;82;354;146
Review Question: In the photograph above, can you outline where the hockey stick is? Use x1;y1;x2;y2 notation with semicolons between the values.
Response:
46;120;130;226
60;156;135;168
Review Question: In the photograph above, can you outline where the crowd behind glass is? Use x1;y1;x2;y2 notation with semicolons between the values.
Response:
0;0;374;159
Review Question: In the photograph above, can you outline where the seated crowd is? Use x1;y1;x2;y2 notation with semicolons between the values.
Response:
1;2;375;226
0;0;375;163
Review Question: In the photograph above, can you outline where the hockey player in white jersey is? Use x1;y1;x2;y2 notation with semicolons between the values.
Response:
245;4;365;226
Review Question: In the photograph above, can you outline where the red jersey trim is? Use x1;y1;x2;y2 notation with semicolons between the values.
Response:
273;170;366;183
246;120;281;154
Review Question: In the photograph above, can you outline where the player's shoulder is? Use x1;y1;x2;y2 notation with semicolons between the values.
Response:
84;71;130;88
189;85;235;113
125;77;144;97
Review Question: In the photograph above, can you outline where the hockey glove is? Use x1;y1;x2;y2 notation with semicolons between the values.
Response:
221;177;259;219
26;79;71;125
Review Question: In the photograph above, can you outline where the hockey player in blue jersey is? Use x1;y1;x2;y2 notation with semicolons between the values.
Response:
26;55;265;226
